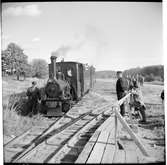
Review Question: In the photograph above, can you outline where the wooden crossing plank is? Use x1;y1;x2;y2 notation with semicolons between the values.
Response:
107;128;115;144
125;150;138;163
116;114;151;164
101;128;116;163
97;115;114;132
116;116;138;163
101;142;115;163
76;115;115;164
102;117;115;133
75;142;95;163
102;119;123;164
117;114;153;163
113;133;126;164
115;108;149;157
119;134;138;163
86;131;110;163
86;116;115;163
112;148;126;163
75;116;113;163
75;131;100;163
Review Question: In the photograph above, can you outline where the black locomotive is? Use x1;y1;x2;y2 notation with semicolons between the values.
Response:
41;54;95;116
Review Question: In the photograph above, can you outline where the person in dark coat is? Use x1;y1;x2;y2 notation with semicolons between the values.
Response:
26;81;41;115
116;71;128;116
161;90;164;103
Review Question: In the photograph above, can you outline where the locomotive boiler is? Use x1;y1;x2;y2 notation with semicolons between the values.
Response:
41;53;96;117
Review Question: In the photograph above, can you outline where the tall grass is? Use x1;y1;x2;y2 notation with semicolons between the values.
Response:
3;101;50;137
3;77;49;138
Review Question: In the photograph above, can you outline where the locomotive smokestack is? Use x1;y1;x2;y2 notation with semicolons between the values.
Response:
50;54;57;79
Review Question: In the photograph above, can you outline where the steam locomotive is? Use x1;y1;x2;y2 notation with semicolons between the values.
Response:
41;54;96;116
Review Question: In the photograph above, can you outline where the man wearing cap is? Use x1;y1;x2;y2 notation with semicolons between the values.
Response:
26;81;41;116
116;71;128;116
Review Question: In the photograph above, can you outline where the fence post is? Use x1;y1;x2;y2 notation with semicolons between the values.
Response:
128;93;133;124
115;108;149;157
114;106;118;145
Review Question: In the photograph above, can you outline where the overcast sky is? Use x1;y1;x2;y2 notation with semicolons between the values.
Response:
2;2;162;71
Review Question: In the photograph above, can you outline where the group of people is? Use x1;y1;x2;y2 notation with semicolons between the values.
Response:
116;71;147;123
26;71;163;120
124;73;144;88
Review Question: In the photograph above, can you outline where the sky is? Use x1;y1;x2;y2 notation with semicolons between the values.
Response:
2;2;162;71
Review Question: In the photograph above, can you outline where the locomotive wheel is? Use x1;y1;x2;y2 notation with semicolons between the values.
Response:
40;101;47;114
70;87;76;100
62;102;71;113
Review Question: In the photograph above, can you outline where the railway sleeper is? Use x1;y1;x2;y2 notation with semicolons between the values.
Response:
67;125;82;130
10;111;107;163
63;129;78;134
5;147;23;153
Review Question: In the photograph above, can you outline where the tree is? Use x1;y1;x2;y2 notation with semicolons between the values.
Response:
31;59;48;78
2;43;28;80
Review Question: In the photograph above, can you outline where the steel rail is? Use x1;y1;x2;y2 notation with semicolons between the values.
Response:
46;113;110;163
11;103;113;163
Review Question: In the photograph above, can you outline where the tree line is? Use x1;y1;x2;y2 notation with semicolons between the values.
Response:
2;42;163;82
95;65;164;82
123;65;164;82
2;42;48;80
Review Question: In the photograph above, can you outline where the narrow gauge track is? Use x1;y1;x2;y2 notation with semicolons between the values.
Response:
4;103;113;163
4;117;62;162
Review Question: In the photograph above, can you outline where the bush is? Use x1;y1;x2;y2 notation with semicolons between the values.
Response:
8;92;29;116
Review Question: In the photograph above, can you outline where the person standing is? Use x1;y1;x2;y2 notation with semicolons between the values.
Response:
124;74;130;91
116;71;128;116
131;78;147;123
26;81;41;116
161;90;164;103
128;75;133;91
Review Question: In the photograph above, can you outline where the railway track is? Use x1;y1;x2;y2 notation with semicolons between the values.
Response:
4;102;114;163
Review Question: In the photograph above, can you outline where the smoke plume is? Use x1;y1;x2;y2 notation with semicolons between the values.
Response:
54;45;72;58
52;24;108;66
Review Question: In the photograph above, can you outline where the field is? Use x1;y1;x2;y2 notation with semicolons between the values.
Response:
3;77;49;144
2;77;165;162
